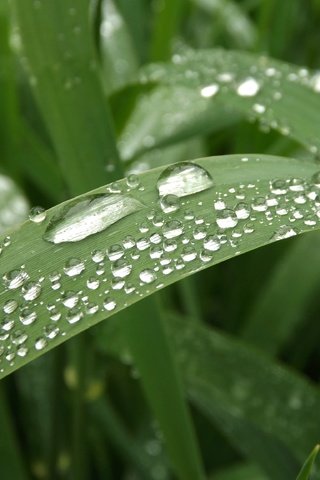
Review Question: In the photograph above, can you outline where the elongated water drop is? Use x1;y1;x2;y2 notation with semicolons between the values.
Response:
43;193;144;244
157;162;213;197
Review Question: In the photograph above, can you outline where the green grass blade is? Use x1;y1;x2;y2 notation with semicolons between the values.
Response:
140;49;320;156
0;385;29;480
214;462;268;480
119;85;240;161
17;122;65;203
1;154;320;378
119;299;205;480
191;0;257;48
91;398;153;479
150;0;184;61
296;445;320;480
100;0;139;93
166;315;320;463
241;232;320;354
13;0;121;195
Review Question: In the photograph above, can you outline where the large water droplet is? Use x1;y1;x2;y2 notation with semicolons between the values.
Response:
157;162;213;197
43;193;144;244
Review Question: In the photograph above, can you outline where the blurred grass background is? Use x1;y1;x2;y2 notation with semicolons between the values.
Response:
1;0;320;479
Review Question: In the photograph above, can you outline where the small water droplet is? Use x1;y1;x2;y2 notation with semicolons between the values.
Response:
29;206;46;223
236;77;260;97
35;337;47;350
111;259;132;278
216;209;238;229
103;297;117;311
159;194;180;213
272;225;297;241
3;269;29;290
139;270;156;284
64;258;85;277
200;83;219;98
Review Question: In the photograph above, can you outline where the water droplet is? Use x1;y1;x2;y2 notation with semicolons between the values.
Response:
235;202;250;219
181;246;197;262
11;331;28;345
200;84;219;98
35;337;47;350
126;174;140;189
111;259;132;278
3;269;29;290
43;194;144;244
67;309;83;324
62;291;79;309
103;297;117;311
216;209;238;229
29;206;46;223
20;309;37;325
163;220;184;239
1;318;15;332
203;235;220;251
91;250;105;263
3;299;18;314
236;77;260;97
64;258;85;277
159;194;180;213
157;162;213;197
139;270;156;284
107;244;124;261
87;277;100;290
272;225;297;241
22;282;42;301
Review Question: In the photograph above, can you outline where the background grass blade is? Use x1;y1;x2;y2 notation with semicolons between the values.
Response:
99;0;139;93
13;0;122;195
296;445;320;480
140;49;320;156
119;300;205;480
241;232;320;355
166;315;320;465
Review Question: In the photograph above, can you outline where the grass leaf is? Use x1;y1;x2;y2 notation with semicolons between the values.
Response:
1;154;320;378
296;445;320;480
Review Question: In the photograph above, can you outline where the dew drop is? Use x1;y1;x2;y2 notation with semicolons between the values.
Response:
200;84;219;98
157;162;213;197
22;282;42;301
163;220;184;239
159;194;180;213
236;77;260;97
139;269;156;284
29;206;46;223
64;258;85;277
103;297;117;311
203;235;220;251
3;299;18;314
216;209;238;229
20;309;37;325
3;269;29;290
43;193;144;244
111;259;132;278
272;225;297;241
35;337;47;350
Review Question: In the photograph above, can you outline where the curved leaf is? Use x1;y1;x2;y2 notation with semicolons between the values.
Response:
1;154;320;378
140;49;320;155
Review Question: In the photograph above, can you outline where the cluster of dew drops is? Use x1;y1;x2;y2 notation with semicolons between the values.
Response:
1;160;320;372
138;49;320;156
